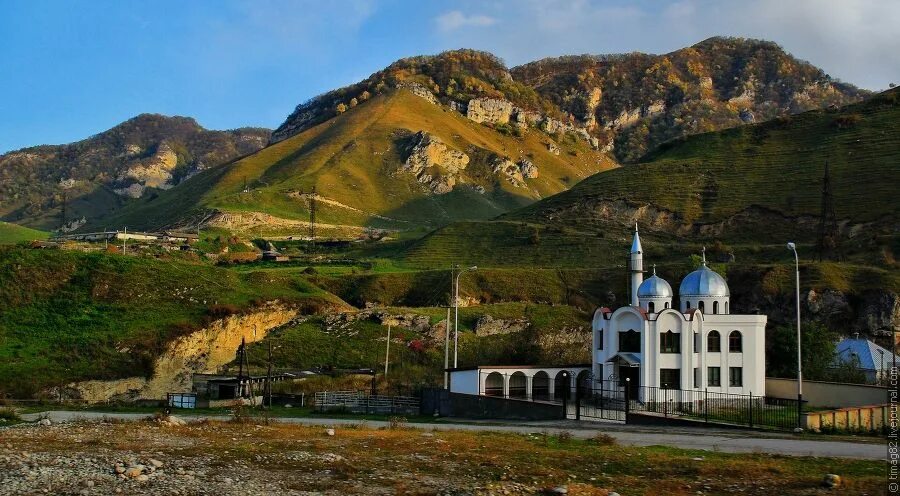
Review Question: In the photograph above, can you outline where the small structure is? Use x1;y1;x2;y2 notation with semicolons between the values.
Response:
192;373;295;400
834;336;899;383
261;250;289;262
448;365;591;402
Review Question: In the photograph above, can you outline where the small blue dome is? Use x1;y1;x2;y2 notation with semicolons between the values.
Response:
638;267;672;298
679;263;729;297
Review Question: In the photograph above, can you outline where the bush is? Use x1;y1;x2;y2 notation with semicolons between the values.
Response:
0;407;21;422
592;432;617;445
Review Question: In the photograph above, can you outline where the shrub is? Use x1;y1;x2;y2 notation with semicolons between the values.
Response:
388;416;407;429
592;432;617;445
0;407;21;422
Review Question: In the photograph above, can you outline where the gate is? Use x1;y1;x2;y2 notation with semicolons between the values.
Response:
568;379;627;422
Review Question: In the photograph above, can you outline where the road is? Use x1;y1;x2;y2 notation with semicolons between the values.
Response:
20;410;886;461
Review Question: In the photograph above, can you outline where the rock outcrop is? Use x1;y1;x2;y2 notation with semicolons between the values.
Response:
397;81;438;105
114;142;179;198
466;98;515;124
401;131;470;194
474;315;530;336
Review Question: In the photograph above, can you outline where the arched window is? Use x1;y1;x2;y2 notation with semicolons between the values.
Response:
660;330;680;353
725;302;729;314
707;330;721;352
713;301;719;315
686;301;691;309
729;331;742;352
664;302;670;309
619;329;640;352
648;302;655;313
698;301;705;313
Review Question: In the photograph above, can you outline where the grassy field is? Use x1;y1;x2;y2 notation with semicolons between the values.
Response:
0;246;341;397
96;89;615;235
0;221;48;244
0;420;885;494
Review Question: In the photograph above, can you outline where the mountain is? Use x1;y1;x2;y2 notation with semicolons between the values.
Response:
96;40;862;237
505;86;900;241
97;86;614;237
513;37;868;162
0;114;270;231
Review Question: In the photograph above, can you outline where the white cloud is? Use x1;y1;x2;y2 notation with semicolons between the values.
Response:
435;10;498;32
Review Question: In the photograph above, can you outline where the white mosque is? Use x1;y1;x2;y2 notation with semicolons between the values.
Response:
591;226;766;396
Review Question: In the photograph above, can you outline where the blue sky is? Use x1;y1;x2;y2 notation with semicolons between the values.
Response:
1;0;898;153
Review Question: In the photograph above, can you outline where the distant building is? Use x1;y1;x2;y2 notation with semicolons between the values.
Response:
591;226;766;397
834;336;899;383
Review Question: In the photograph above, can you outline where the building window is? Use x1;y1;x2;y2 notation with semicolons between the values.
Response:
619;330;640;352
660;369;680;389
729;331;743;352
698;301;705;313
664;302;670;309
708;367;721;387
693;367;699;388
707;330;720;352
686;301;691;309
725;302;729;314
597;330;603;350
648;302;655;313
660;330;680;353
693;332;699;352
729;367;743;387
713;301;719;314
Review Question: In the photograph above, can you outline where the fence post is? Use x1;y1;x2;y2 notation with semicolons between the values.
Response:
748;391;753;429
575;386;581;421
624;378;631;423
704;388;709;424
664;387;668;418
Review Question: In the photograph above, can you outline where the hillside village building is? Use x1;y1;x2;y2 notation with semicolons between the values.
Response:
591;226;766;397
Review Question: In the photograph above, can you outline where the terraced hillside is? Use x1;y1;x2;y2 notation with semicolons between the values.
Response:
98;89;613;237
0;221;47;244
505;87;900;241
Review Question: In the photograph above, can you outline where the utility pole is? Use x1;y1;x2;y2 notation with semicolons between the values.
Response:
384;324;391;377
60;192;67;233
444;306;451;389
787;242;803;431
308;186;317;252
453;265;477;368
122;227;127;254
266;340;273;408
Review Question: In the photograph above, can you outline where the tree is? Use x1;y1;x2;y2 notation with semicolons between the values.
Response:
767;322;837;380
349;98;358;108
335;103;347;114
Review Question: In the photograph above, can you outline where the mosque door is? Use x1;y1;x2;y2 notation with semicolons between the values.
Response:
620;367;639;398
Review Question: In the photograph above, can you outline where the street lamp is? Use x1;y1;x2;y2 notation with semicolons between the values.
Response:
787;242;803;431
453;265;477;368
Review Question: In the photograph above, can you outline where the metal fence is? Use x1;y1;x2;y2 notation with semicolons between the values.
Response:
314;390;420;415
575;380;801;430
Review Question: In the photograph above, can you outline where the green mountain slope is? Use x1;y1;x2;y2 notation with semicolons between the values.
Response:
0;221;48;244
0;114;270;231
98;89;615;237
505;87;900;239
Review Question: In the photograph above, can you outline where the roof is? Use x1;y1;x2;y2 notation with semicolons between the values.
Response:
630;224;642;254
835;337;899;371
608;353;641;367
679;262;729;297
447;364;591;372
638;265;673;298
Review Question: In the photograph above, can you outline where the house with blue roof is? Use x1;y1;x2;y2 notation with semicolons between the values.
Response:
834;336;899;383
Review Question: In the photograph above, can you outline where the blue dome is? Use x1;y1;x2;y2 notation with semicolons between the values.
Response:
679;263;729;297
638;274;672;298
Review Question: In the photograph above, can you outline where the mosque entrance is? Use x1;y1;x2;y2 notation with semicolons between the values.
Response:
620;367;640;398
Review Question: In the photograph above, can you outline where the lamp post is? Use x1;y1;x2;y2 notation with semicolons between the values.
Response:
787;242;803;431
453;265;477;368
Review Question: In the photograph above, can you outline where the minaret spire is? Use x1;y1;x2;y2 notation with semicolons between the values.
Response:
629;223;644;306
701;246;707;266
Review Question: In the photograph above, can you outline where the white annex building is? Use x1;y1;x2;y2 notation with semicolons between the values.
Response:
591;226;766;397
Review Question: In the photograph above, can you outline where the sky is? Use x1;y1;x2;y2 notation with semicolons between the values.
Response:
1;0;898;154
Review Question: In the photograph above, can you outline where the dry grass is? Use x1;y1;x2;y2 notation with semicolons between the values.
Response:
0;420;885;495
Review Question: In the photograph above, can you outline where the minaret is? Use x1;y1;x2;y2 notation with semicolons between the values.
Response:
630;223;643;306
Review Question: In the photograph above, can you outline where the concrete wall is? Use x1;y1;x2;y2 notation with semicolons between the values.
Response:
804;404;894;433
421;389;565;421
766;378;889;408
